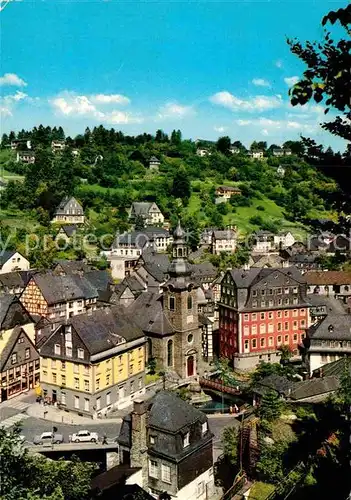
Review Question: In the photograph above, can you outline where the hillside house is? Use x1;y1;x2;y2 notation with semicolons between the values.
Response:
0;295;38;402
16;151;35;164
51;140;66;152
112;228;172;258
251;231;275;253
11;139;31;150
215;185;242;204
0;251;30;274
117;393;214;500
274;231;295;249
129;202;164;226
211;230;236;254
51;196;85;224
148;156;160;171
272;148;292;157
229;146;241;154
196;148;211;157
248;150;264;160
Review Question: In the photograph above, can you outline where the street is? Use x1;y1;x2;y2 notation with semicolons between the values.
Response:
0;392;237;460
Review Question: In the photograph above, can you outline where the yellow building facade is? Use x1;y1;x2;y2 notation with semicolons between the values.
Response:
39;308;146;416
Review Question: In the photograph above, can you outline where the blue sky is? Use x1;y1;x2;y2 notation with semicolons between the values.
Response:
0;0;347;151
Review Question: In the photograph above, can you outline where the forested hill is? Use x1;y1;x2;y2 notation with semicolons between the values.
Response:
1;126;350;246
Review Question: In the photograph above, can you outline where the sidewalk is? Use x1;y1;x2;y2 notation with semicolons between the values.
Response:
26;401;123;425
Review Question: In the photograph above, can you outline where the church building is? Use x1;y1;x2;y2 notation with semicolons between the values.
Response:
127;222;203;380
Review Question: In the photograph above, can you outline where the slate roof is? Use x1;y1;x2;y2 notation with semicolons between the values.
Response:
32;273;98;305
0;271;28;292
216;185;241;192
54;196;83;215
116;228;169;247
212;230;236;240
85;270;113;292
191;262;217;279
305;271;351;286
58;225;78;237
0;326;23;372
308;313;351;341
130;202;154;216
149;156;160;162
289;376;339;401
54;260;91;274
90;465;149;499
307;295;347;315
0;294;16;327
252;374;295;397
127;291;175;336
229;266;306;289
68;307;144;355
0;250;16;266
148;391;207;432
117;414;132;447
313;357;351;378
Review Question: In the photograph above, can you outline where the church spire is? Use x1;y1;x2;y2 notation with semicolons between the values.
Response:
166;221;193;287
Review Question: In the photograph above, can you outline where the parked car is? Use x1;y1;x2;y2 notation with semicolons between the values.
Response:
71;430;99;443
33;432;64;445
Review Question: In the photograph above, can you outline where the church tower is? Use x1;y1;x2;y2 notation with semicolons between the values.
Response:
162;221;202;379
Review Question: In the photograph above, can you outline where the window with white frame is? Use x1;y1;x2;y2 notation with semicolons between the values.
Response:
252;339;257;348
268;323;274;333
149;459;158;478
268;337;274;347
77;348;84;359
260;324;266;334
202;422;208;434
54;344;61;355
252;325;257;335
161;464;171;484
183;432;190;447
244;325;249;335
260;338;265;348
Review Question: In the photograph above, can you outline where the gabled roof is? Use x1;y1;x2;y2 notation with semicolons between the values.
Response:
149;156;160;162
191;262;217;278
0;271;29;291
54;196;83;215
0;250;16;266
0;326;38;372
127;291;174;336
313;356;351;378
31;273;98;305
130;202;153;216
212;230;236;240
0;294;17;327
307;295;347;315
58;225;78;237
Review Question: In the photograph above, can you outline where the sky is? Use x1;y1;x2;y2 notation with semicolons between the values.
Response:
0;0;348;151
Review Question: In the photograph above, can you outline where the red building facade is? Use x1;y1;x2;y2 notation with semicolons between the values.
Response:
219;267;310;370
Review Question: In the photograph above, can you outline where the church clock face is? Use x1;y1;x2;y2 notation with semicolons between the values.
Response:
187;314;194;324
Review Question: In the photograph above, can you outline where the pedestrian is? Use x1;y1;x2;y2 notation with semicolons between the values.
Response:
229;406;233;414
102;434;107;445
234;404;239;413
69;434;72;443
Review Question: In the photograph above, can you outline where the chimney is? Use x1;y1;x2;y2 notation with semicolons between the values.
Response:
130;398;149;488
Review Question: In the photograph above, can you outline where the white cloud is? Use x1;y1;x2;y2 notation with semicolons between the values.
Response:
157;102;194;120
210;91;282;112
284;76;299;86
0;106;12;117
252;78;270;87
50;91;142;124
5;91;28;102
214;126;227;133
261;129;269;136
91;94;130;105
275;60;283;68
0;73;27;87
236;119;252;126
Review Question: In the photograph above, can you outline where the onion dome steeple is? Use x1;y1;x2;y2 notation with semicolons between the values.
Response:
164;221;194;289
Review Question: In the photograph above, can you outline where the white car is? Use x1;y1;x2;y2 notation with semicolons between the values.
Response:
71;430;99;443
33;431;64;445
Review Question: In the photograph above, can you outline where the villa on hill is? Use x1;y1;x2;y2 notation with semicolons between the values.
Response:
51;196;85;224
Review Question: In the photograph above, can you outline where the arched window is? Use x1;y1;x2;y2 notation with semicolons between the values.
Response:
187;295;192;310
167;340;173;367
177;247;183;257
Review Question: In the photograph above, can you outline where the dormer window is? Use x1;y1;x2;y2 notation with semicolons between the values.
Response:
54;344;61;355
150;436;155;445
183;432;190;448
202;422;208;434
77;348;84;359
